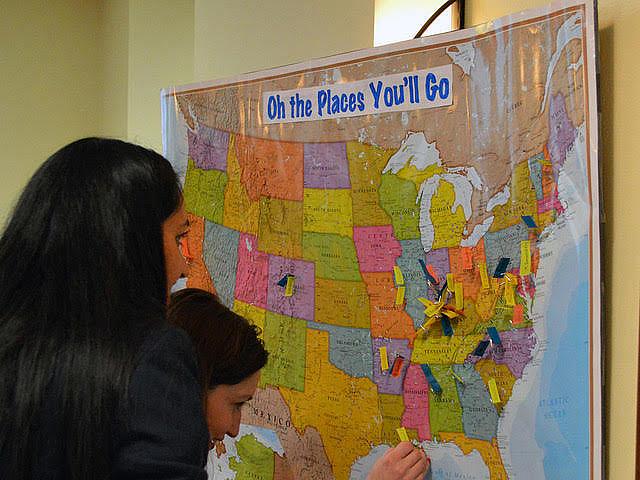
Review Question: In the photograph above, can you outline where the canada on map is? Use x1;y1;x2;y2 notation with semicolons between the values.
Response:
163;1;599;479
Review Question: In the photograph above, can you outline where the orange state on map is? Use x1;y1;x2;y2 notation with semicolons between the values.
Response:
361;272;416;341
448;239;487;302
184;214;215;293
438;432;508;480
280;329;382;480
235;133;304;202
243;386;334;480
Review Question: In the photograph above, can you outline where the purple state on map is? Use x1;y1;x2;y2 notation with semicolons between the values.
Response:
547;94;576;179
303;143;351;189
423;248;450;302
371;338;412;395
266;255;315;321
187;125;229;171
465;328;537;378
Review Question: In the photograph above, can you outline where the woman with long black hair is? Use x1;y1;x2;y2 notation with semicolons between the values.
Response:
0;138;208;479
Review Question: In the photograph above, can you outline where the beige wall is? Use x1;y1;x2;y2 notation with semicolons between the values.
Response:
465;2;640;477
1;1;638;477
193;0;374;81
0;0;103;222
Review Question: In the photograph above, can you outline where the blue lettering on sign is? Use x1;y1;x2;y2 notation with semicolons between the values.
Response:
267;94;286;120
425;73;450;102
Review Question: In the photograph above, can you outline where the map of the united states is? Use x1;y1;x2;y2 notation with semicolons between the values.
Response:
166;3;597;478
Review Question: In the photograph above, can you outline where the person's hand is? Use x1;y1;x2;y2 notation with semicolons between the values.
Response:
366;442;430;480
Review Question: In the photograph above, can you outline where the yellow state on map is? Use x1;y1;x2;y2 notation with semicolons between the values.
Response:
280;329;382;480
396;163;444;189
232;299;266;336
378;393;409;446
439;432;508;480
314;278;370;329
346;142;394;226
431;180;467;249
411;334;484;365
258;196;303;258
303;189;354;237
223;134;260;235
490;161;538;232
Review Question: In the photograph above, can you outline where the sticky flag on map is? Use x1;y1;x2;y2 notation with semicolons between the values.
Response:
390;355;405;377
420;364;442;394
393;266;405;286
504;281;516;306
379;347;389;372
438;282;448;300
487;326;502;345
442;307;460;319
418;259;437;284
488;378;501;404
426;264;440;283
493;258;510;278
395;285;406;306
284;275;295;297
277;275;289;287
446;273;455;291
520;240;532;276
454;283;464;310
441;317;453;337
474;340;490;357
521;215;538;228
512;304;524;325
479;262;490;289
396;427;410;442
451;370;465;385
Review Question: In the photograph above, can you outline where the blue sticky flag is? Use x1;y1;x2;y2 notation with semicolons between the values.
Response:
438;281;448;300
487;326;502;345
420;363;442;394
473;340;490;357
493;257;510;278
418;259;437;284
521;215;538;228
441;317;453;337
277;275;289;287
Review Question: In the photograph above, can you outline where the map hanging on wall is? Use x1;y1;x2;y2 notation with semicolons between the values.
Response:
162;1;601;478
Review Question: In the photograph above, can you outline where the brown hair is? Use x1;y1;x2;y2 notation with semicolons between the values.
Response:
167;288;268;393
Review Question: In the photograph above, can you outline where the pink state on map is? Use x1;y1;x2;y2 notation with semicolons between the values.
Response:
234;233;269;308
372;338;412;395
187;125;229;171
353;226;403;273
266;255;315;321
401;363;431;441
465;327;536;378
303;143;351;189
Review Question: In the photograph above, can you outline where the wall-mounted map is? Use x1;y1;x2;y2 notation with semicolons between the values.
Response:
162;1;601;478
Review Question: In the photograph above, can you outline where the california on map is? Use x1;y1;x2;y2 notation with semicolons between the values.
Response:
163;1;600;478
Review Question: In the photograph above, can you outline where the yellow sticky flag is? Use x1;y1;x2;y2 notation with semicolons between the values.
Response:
454;283;464;310
442;309;459;319
417;297;433;308
520;240;531;276
395;286;406;306
479;262;490;289
284;275;295;297
504;282;515;306
393;266;405;286
447;273;455;291
488;378;501;404
396;427;409;442
379;346;389;372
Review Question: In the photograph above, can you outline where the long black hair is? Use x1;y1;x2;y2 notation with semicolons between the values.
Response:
167;289;268;395
0;138;181;480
